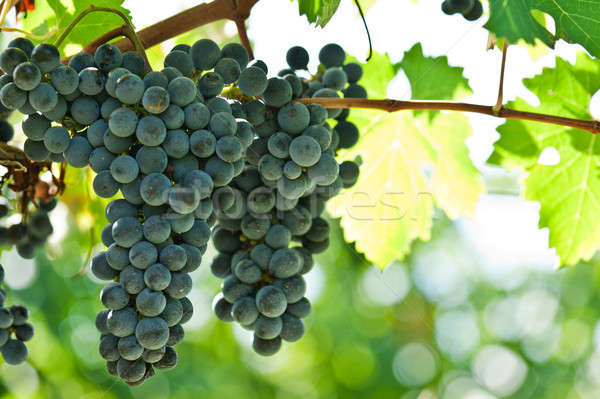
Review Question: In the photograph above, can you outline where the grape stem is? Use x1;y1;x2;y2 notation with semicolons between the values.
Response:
0;26;59;40
493;41;508;115
298;97;600;134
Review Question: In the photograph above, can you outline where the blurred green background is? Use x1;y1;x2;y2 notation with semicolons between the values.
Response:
0;0;598;398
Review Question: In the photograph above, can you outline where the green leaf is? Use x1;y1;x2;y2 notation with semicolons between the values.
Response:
296;0;342;27
489;53;600;266
534;0;600;58
328;111;483;269
22;0;132;53
485;0;555;47
395;43;472;105
328;51;482;269
486;0;600;59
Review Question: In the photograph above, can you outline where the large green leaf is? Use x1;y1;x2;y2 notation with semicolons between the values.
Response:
296;0;342;27
489;53;600;266
485;0;600;58
329;111;483;269
22;0;132;53
328;53;482;269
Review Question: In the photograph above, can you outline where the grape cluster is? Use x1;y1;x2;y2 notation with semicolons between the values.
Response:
0;37;240;383
441;0;483;21
209;42;363;355
0;264;34;365
0;73;14;143
0;33;365;380
0;199;56;259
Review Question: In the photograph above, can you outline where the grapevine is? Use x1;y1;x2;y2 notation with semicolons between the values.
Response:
0;0;597;393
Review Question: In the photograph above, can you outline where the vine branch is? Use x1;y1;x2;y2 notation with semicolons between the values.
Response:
76;0;259;56
40;0;600;136
235;19;254;60
298;98;600;134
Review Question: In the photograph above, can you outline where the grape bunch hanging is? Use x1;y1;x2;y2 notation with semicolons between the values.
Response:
0;33;365;385
0;264;34;365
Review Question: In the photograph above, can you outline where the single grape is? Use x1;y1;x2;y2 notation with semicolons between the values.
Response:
142;86;170;114
128;240;158;270
43;126;70;153
277;102;310;134
162;129;189;159
112;216;143;248
262;78;292;107
209;112;237;137
136;115;167;146
255;285;287;318
143;263;171;292
164;50;194;76
197;72;224;97
120;265;145;295
289;135;321;167
184;102;210;130
167;77;197;107
13;62;41;91
342;62;363;83
323;67;348;91
286;46;309;70
0;82;26;109
136;288;167;317
108;107;138;137
64;136;93;168
449;0;474;13
136;145;168;174
190;39;221;70
110;155;139;184
29;82;57;112
165;272;192;299
71;96;100;125
116;73;145;104
464;0;483;20
69;52;95;73
343;83;367;98
49;66;79;97
252;335;281;356
160;104;185;129
319;43;346;67
268;248;301;278
122;51;146;76
22;113;50;141
335;120;359;148
238;66;268;96
0;47;28;75
94;43;123;72
140;173;171;206
79;67;106;96
274;275;306;303
24;139;49;161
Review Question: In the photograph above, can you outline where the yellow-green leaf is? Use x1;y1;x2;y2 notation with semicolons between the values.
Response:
328;111;483;269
